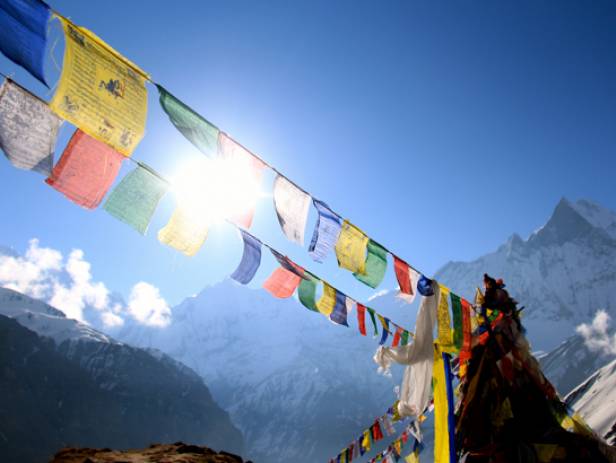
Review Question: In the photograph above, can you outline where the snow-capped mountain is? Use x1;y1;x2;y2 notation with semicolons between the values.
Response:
0;287;243;463
565;358;616;446
434;198;616;351
118;279;402;463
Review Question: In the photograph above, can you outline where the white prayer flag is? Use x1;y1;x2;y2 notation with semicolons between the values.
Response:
273;175;311;245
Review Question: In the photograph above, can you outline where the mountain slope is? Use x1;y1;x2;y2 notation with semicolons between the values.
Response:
0;288;244;463
435;198;616;351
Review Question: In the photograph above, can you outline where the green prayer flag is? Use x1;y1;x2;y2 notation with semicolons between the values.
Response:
104;164;168;234
451;293;463;350
354;240;387;288
298;273;319;312
157;85;219;155
367;307;378;336
401;330;410;346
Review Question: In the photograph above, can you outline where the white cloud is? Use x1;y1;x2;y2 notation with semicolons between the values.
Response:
127;282;171;327
0;239;171;328
576;310;616;356
368;289;389;301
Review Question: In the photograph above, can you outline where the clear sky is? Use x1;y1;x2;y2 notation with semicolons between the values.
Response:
1;0;615;310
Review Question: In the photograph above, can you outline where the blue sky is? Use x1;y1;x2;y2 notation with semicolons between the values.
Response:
1;0;615;310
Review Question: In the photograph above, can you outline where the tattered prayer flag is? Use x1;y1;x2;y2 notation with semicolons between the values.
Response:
437;285;454;351
273;175;311;245
50;17;149;156
394;256;420;303
357;303;367;335
230;230;261;284
0;0;50;86
378;315;390;345
0;79;61;174
263;266;302;299
309;199;341;263
367;307;378;337
329;290;349;326
157;85;219;155
46;129;124;209
335;220;369;274
103;164;168;234
316;283;337;316
354;240;388;288
298;273;319;312
417;275;434;297
217;132;265;228
450;293;463;350
392;325;403;347
158;206;209;257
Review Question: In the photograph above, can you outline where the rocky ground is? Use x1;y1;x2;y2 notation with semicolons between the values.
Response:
50;442;252;463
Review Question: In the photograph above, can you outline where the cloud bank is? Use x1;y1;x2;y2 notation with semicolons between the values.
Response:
0;239;171;328
576;309;616;355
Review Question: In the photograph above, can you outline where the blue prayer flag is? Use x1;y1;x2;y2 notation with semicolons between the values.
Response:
379;316;390;345
0;0;50;86
309;199;341;263
329;290;349;326
417;275;434;296
231;230;261;284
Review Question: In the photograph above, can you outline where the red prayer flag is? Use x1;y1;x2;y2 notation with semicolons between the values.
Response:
371;420;384;441
392;326;403;347
46;130;124;209
393;256;414;296
263;266;302;298
459;297;473;376
357;303;367;336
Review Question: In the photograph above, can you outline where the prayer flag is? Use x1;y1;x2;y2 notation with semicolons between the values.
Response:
378;315;390;345
437;284;454;351
393;256;420;303
217;132;265;228
417;275;434;297
372;420;384;441
443;353;456;463
335;220;369;274
401;329;410;346
158;206;209;256
273;175;311;245
0;79;61;174
459;298;472;378
354;240;388;288
298;272;319;312
156;85;219;155
263;266;302;298
46;129;124;209
309;199;341;262
329;289;349;326
381;415;396;436
0;0;50;85
50;17;149;156
367;307;378;336
433;347;449;463
230;230;261;284
103;164;168;234
362;430;371;453
450;293;463;350
392;325;403;347
316;282;337;316
357;303;367;336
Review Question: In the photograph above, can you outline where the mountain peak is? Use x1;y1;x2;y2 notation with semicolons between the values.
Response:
528;197;595;247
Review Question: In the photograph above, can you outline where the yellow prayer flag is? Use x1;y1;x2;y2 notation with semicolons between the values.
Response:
405;451;420;463
50;16;149;156
316;283;336;316
158;207;209;257
362;430;371;452
335;220;369;274
433;345;450;463
437;284;454;351
394;440;402;454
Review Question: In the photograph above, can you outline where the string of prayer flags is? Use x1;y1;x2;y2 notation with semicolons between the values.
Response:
103;163;168;234
378;315;390;345
230;230;262;284
335;220;369;275
50;16;149;156
0;0;50;86
354;240;388;289
309;199;341;263
158;206;209;257
437;284;454;352
393;256;420;303
298;272;319;312
46;129;124;209
217;132;265;228
156;85;219;156
273;175;311;245
0;79;61;174
417;275;434;297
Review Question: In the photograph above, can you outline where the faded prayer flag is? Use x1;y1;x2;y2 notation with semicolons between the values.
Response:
335;220;369;274
50;17;149;156
46;129;124;209
0;79;61;174
217;132;265;228
158;206;209;257
263;266;302;298
273;175;311;245
103;164;168;234
309;199;341;262
354;240;388;288
157;85;219;155
316;282;337;316
298;272;319;312
0;0;50;85
393;256;420;303
329;289;349;326
230;230;261;284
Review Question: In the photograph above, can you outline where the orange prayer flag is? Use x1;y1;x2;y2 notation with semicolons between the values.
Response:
263;266;302;298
